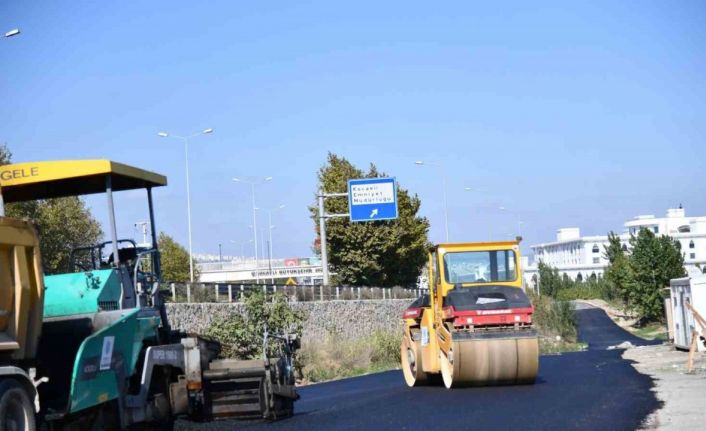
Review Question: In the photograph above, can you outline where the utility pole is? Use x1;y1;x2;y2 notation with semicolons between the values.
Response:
134;221;150;247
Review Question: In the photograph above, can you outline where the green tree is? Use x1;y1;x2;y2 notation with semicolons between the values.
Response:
628;228;686;321
537;261;562;297
309;153;430;286
603;231;624;264
0;144;10;166
602;232;635;305
204;290;306;359
158;232;199;282
2;144;103;273
604;253;635;306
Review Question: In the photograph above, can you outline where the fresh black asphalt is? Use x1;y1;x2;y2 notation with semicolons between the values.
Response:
237;304;662;430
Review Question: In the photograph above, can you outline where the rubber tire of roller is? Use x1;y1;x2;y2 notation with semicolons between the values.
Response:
440;337;539;388
400;336;429;387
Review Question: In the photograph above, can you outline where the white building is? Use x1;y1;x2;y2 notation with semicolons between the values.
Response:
523;207;706;287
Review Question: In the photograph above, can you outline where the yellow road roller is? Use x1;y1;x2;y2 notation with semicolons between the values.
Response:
401;240;538;388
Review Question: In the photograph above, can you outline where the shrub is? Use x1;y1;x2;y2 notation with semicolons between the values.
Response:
531;294;577;342
204;290;306;359
370;330;401;364
298;329;400;383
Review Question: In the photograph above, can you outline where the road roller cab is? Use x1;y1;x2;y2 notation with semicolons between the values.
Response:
401;240;539;389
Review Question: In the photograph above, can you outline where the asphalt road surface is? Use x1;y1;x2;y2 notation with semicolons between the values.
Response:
236;305;662;431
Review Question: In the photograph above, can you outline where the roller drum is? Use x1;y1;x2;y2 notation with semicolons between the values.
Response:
440;333;538;388
401;335;429;387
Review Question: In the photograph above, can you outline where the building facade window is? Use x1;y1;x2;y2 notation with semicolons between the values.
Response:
593;257;600;264
592;244;599;253
690;240;695;249
653;226;659;234
622;244;628;252
690;253;696;259
576;273;583;282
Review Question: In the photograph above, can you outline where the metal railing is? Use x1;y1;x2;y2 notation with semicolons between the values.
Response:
162;282;423;303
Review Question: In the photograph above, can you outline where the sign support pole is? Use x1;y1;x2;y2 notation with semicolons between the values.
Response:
318;190;330;285
318;179;397;286
318;190;350;286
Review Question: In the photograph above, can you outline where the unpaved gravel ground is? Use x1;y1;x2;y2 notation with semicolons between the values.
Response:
624;344;706;431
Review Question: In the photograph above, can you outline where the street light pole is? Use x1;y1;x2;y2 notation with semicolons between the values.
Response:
268;211;273;280
251;182;259;282
442;173;449;242
230;239;253;261
233;176;273;284
264;204;286;283
498;206;523;239
415;161;449;242
158;128;213;283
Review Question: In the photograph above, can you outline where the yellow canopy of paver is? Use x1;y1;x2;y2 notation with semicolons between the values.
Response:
0;160;167;203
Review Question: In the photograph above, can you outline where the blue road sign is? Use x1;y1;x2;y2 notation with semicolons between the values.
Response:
348;177;398;222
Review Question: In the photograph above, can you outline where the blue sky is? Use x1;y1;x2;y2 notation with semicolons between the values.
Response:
2;1;705;259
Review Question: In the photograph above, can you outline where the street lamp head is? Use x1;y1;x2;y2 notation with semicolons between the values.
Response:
264;176;273;181
414;161;424;165
4;29;20;38
278;204;286;209
202;128;214;134
158;132;169;138
232;177;241;182
464;187;472;191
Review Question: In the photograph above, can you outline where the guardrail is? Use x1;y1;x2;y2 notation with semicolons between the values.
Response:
162;282;423;303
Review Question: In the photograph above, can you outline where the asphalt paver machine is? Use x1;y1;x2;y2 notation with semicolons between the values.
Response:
401;241;539;388
0;160;298;430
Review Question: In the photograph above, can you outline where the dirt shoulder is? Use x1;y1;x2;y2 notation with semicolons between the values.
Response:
623;344;706;430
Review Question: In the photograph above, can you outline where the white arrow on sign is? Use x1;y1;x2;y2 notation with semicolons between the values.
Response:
370;208;378;218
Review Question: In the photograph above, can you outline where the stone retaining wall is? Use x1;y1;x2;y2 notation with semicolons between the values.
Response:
166;299;411;341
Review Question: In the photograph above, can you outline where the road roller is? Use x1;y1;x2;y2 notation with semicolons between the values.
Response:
401;240;538;389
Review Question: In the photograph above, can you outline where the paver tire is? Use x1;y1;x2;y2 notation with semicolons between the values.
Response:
0;379;36;431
